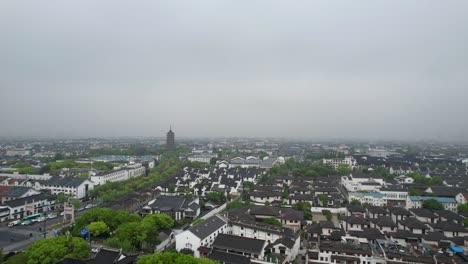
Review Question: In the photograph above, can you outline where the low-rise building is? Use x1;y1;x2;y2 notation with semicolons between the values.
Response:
406;196;458;212
175;215;228;258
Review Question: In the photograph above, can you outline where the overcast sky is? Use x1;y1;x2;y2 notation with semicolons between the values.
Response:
1;1;467;140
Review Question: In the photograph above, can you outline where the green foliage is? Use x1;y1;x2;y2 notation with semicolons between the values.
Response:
408;188;422;196
74;208;174;251
293;201;312;220
72;208;141;235
137;251;218;264
26;236;90;264
457;203;468;213
243;181;255;192
18;167;35;174
304;152;345;160
206;192;226;204
422;199;444;210
373;167;393;180
406;173;443;186
322;209;332;221
55;193;69;206
209;157;218;165
92;161;114;171
182;160;210;168
350;199;361;205
262;217;282;227
464;218;468;227
104;237;136;253
318;194;329;206
227;200;252;209
70;199;81;209
259;151;269;159
86;221;110;237
90;155;180;202
270;159;336;179
3;252;28;264
192;218;204;226
336;164;352;175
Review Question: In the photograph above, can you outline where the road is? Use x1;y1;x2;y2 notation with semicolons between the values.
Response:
0;208;92;253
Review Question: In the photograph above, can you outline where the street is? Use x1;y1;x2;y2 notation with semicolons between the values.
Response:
0;208;92;253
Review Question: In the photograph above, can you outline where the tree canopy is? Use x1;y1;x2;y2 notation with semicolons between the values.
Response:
292;201;312;220
262;217;282;227
137;251;217;264
26;236;90;264
422;199;444;210
350;199;362;205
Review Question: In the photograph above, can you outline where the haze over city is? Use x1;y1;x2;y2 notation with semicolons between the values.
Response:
1;1;468;140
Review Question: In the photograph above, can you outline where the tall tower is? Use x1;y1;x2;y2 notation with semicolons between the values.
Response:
166;126;175;151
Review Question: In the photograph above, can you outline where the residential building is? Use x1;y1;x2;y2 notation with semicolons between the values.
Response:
142;195;200;221
175;215;228;258
322;157;356;169
406;196;458;212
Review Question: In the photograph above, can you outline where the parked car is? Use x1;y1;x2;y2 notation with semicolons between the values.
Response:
85;204;93;209
60;212;65;216
48;213;57;219
77;207;85;211
36;217;46;222
21;220;33;226
8;220;21;227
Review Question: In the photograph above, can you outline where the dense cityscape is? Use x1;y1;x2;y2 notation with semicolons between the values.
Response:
2;1;468;263
1;130;468;263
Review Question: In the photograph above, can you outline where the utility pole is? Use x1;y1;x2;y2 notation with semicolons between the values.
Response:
43;216;47;238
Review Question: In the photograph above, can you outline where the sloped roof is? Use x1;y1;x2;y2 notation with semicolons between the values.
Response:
189;215;226;240
213;234;265;254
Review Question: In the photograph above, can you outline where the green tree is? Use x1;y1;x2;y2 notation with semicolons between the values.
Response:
336;164;352;175
138;252;217;264
262;217;282;227
86;221;110;237
26;236;90;264
458;203;468;213
350;199;361;205
464;218;468;227
408;188;422;196
209;157;218;165
227;200;252;209
318;194;329;206
206;192;226;204
70;199;81;209
293;201;312;220
422;199;444;210
322;209;332;221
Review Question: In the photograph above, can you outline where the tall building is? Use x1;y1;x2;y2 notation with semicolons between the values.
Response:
166;127;175;151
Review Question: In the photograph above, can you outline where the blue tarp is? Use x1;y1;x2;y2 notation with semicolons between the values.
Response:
449;245;463;253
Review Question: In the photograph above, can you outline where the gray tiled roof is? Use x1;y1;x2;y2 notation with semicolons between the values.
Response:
189;215;227;240
213;234;265;254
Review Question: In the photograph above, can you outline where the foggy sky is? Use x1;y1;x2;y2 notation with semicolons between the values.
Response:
1;1;468;140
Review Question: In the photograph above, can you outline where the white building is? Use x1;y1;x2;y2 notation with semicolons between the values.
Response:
6;148;30;157
40;176;94;199
175;215;228;258
341;173;384;192
188;153;217;163
90;163;145;185
322;157;356;169
406;196;458;212
348;192;387;207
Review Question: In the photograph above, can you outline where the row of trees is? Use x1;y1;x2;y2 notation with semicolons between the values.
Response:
406;173;443;186
90;155;180;202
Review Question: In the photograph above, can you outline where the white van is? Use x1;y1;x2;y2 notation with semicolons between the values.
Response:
8;220;21;227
